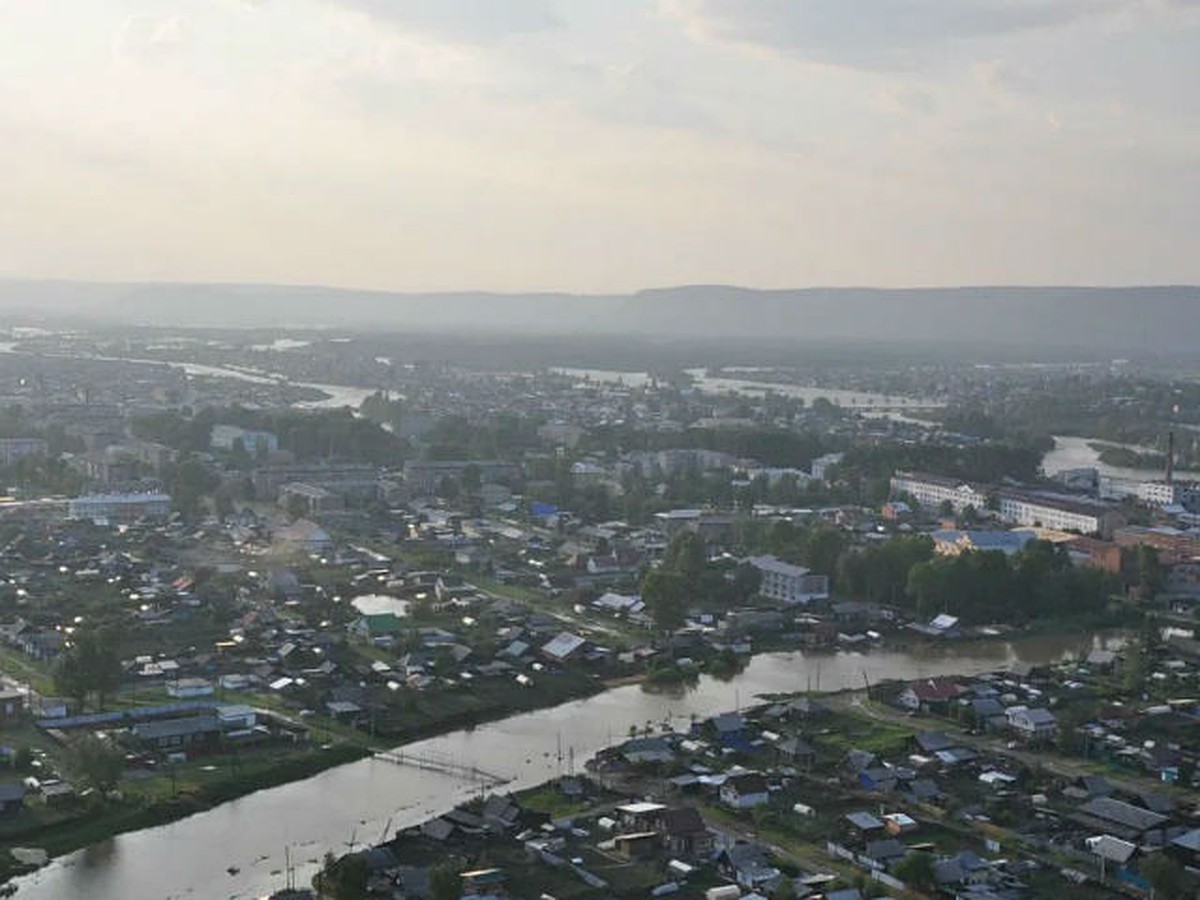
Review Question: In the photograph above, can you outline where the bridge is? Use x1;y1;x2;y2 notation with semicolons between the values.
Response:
374;750;510;788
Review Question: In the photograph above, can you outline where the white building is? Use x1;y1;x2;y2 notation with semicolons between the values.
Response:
211;425;278;455
810;453;844;481
0;438;47;467
67;492;172;523
995;490;1121;536
1100;476;1199;508
165;678;215;699
890;471;988;513
747;555;829;605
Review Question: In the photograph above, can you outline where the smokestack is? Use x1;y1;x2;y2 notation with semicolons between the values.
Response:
1166;430;1175;485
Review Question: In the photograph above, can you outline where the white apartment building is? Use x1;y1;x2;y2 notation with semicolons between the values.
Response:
747;555;830;605
889;471;989;513
810;453;844;481
1100;476;1199;508
211;425;278;455
995;490;1120;536
0;438;47;467
68;492;172;523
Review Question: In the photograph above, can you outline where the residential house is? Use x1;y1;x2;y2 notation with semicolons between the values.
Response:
718;842;781;891
540;632;586;664
614;832;661;861
1071;798;1170;843
0;782;25;815
661;808;713;858
0;690;24;726
863;838;907;870
132;715;223;752
720;773;770;810
899;677;968;712
1006;706;1058;743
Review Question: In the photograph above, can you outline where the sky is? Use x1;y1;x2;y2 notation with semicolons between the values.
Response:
1;0;1198;293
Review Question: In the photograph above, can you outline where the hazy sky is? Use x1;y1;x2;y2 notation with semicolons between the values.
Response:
2;1;1198;292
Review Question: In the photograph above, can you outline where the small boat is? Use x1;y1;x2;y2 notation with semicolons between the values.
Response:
227;866;240;876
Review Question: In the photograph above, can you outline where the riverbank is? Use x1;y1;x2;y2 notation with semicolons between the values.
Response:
0;742;370;885
0;668;619;888
7;629;1120;899
1;618;1127;891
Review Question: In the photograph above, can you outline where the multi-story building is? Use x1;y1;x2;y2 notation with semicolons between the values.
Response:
253;463;379;502
1100;476;1199;508
810;453;845;481
890;471;989;513
211;425;278;455
1114;525;1200;564
995;489;1123;537
68;492;172;523
402;460;520;495
746;555;830;605
0;438;47;467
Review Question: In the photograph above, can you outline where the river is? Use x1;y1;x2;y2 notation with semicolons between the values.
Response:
1041;435;1199;482
11;632;1117;900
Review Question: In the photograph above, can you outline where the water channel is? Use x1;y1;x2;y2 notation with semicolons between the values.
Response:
12;632;1118;899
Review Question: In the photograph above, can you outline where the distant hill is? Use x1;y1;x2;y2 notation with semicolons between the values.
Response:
1;280;1197;353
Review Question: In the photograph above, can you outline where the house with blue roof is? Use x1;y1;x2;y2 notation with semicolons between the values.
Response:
931;529;1037;557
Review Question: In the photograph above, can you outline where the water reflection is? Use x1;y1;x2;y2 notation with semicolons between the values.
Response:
12;630;1117;900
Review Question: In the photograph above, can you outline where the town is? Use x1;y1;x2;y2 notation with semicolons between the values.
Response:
0;328;1193;899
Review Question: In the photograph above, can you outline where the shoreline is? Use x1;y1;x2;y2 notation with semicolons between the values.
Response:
1;621;1120;888
0;677;611;887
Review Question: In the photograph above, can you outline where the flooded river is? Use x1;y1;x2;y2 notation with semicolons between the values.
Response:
12;632;1117;900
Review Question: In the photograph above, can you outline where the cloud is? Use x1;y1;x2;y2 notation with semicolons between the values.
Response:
112;14;191;63
973;59;1038;96
324;0;560;43
670;0;1125;68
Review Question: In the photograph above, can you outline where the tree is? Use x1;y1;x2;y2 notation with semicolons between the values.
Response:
893;851;937;892
54;629;123;712
731;562;762;603
316;851;370;900
1137;545;1165;602
803;528;845;581
54;649;89;709
12;747;33;773
70;734;123;793
1139;854;1192;900
662;532;707;593
642;569;688;633
428;864;461;900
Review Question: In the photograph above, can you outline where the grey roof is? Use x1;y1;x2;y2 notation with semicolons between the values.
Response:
420;818;455;841
0;782;25;803
1077;798;1169;833
907;778;944;800
864;839;907;862
1016;707;1058;725
541;631;586;660
845;811;884;831
711;712;747;733
777;736;815;758
1171;829;1200;852
915;731;956;753
1138;792;1176;815
1089;835;1137;865
724;841;772;870
133;715;221;741
846;749;877;773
